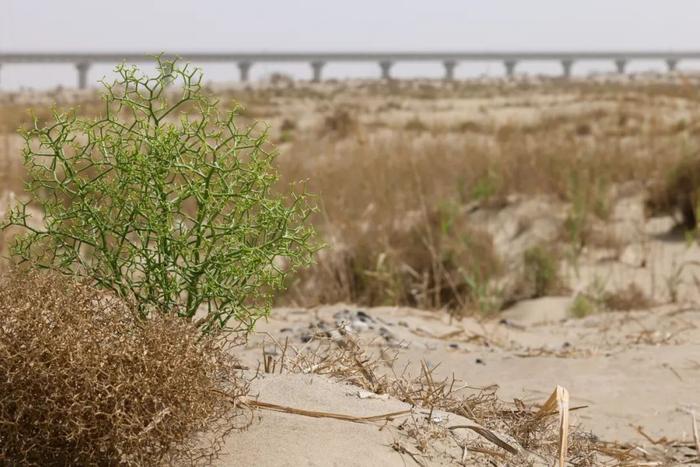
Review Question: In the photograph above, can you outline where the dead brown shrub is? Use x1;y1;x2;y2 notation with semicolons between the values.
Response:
0;269;250;466
404;116;428;132
647;156;700;230
321;108;358;138
603;283;656;311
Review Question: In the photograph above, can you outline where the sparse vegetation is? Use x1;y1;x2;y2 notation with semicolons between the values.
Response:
4;76;700;316
286;201;501;314
2;71;699;467
603;283;655;311
522;245;564;298
647;155;700;230
569;293;597;318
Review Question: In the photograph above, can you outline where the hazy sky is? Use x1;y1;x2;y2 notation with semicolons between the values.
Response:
2;0;700;88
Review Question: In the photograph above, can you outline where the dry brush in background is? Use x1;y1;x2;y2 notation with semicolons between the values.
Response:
4;78;700;315
273;79;700;312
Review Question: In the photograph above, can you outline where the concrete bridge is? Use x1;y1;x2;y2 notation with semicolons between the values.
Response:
1;51;699;89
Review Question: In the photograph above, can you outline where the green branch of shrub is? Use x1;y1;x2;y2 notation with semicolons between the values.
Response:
2;58;316;333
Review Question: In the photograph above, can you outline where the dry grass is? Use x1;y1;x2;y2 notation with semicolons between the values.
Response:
271;78;700;313
258;329;657;465
0;269;250;466
4;78;700;314
278;102;689;311
647;155;700;230
263;330;569;459
259;327;696;465
603;283;656;311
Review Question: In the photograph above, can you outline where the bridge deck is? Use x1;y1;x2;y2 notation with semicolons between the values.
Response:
0;51;697;88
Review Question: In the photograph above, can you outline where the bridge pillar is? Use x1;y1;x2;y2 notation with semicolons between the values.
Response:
504;60;517;78
561;59;574;78
379;60;393;80
310;61;325;82
614;59;627;74
238;61;252;82
76;62;91;90
666;58;679;72
443;60;457;81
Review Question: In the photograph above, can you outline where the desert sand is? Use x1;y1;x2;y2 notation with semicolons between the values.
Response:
217;193;700;466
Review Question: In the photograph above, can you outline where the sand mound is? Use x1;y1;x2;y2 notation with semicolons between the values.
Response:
219;374;411;466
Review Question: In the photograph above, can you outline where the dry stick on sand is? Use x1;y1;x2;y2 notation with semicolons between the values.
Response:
447;423;520;455
449;386;573;463
245;399;412;424
255;330;579;463
244;387;576;464
691;410;700;462
535;385;570;467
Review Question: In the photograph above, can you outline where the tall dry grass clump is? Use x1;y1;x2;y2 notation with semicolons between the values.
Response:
5;78;700;314
0;269;250;466
280;133;502;312
647;156;700;230
275;81;700;311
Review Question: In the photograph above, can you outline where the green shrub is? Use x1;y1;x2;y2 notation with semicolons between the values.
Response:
2;59;315;333
522;245;562;298
568;293;596;318
562;167;610;252
469;169;501;203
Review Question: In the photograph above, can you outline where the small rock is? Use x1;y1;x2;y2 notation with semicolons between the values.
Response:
351;390;390;400
620;243;646;268
355;310;372;322
430;414;446;424
299;333;312;344
350;319;369;333
333;309;376;332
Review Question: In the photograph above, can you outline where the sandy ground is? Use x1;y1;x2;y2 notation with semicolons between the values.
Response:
217;194;700;466
217;303;699;464
208;297;700;466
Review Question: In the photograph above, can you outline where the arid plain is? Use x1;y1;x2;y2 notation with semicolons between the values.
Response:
2;74;700;465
